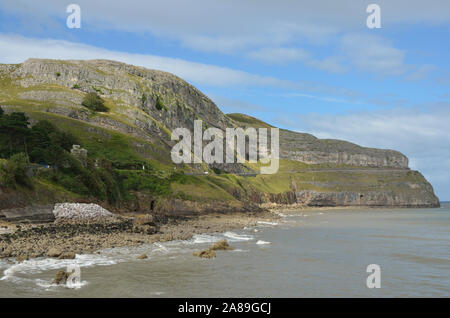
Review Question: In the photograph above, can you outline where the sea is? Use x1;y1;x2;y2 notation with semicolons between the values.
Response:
0;203;449;297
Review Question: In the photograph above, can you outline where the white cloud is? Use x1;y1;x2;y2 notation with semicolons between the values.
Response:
405;64;435;81
247;47;311;64
0;34;364;98
340;33;409;76
282;92;362;105
247;47;347;73
3;0;450;55
0;34;292;88
0;1;439;79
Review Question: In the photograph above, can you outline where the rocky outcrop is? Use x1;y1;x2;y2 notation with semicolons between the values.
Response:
230;114;409;169
193;249;216;259
52;270;69;285
47;247;63;258
58;252;76;259
3;58;232;133
295;190;440;208
209;239;233;251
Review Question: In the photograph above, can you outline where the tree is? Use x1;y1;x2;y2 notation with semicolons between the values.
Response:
0;107;4;118
0;112;30;159
82;92;108;112
0;152;31;188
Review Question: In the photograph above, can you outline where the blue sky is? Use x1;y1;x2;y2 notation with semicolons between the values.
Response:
0;0;449;200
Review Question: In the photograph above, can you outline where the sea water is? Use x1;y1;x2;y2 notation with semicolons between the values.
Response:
0;203;449;297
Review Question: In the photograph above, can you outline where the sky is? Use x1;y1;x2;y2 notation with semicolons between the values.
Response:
0;0;449;200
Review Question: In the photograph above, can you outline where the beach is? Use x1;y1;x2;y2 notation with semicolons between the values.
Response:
0;207;279;261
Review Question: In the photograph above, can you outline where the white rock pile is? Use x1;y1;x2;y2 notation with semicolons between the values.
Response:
53;203;114;219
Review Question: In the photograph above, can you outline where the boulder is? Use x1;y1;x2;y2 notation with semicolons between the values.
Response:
210;239;233;251
52;270;69;285
193;249;216;259
137;253;148;259
58;252;76;259
16;254;29;262
133;215;156;226
47;247;62;258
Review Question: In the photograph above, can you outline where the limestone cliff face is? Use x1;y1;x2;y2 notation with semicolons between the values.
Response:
1;59;232;144
280;130;408;168
228;114;408;169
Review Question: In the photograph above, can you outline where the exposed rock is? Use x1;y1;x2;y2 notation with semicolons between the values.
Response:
193;249;216;259
58;252;76;259
229;114;409;169
47;247;63;258
16;254;28;262
52;270;69;285
295;189;440;208
210;239;233;251
137;253;148;259
133;215;156;226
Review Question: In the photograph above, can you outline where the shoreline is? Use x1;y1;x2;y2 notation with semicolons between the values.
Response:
1;202;444;262
0;210;279;261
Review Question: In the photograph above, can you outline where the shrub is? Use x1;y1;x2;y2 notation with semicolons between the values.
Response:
82;92;108;112
0;153;32;188
155;96;167;111
72;84;80;89
55;72;61;77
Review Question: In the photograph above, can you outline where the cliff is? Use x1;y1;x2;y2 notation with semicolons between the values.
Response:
0;59;440;212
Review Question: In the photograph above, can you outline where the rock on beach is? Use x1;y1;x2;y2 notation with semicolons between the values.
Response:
53;203;114;219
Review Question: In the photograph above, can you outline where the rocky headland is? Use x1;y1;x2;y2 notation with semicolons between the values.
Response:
0;58;441;262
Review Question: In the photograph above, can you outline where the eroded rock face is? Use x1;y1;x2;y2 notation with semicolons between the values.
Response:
295;190;440;207
5;58;232;133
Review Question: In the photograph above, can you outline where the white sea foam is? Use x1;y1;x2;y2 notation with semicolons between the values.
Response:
1;254;118;283
256;240;271;245
223;232;254;241
191;234;221;244
153;243;170;254
35;279;88;289
257;221;278;226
